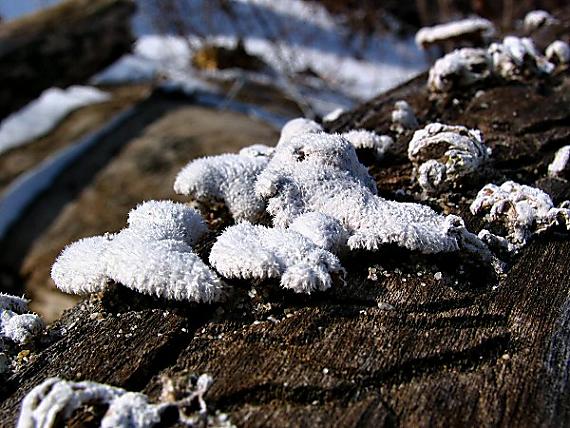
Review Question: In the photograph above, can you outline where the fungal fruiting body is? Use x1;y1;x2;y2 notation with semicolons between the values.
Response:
391;100;419;133
174;149;272;223
51;201;223;303
427;48;492;93
278;118;323;146
488;36;554;80
1;294;43;374
288;212;348;252
524;10;557;33
323;108;344;123
17;378;163;428
415;17;495;49
209;222;344;294
255;132;493;261
341;130;394;160
548;146;570;179
545;40;570;65
470;181;570;251
408;123;491;194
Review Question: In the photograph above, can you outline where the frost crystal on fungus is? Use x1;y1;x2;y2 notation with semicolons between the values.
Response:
210;222;345;294
428;48;492;93
278;118;323;145
288;212;348;252
415;17;495;49
391;100;418;133
546;40;570;65
470;181;570;251
408;123;491;194
488;36;554;80
548;146;570;179
341;130;394;160
174;147;272;223
51;201;223;303
255;132;494;261
524;10;557;32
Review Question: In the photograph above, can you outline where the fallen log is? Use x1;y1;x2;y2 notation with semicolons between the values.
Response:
0;0;135;121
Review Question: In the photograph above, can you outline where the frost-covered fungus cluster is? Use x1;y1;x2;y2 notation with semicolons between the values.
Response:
254;131;495;263
174;145;273;223
415;17;495;49
209;219;345;294
524;10;558;33
408;123;491;194
470;181;570;252
428;36;556;93
391;100;418;134
1;293;43;374
17;378;162;428
51;200;223;303
427;48;492;93
546;40;570;65
341;130;394;160
18;374;225;428
488;36;554;80
548;146;570;179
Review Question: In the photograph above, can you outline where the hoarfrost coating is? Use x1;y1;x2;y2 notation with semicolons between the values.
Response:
415;17;495;48
341;130;394;159
545;40;570;65
210;222;345;294
255;132;494;260
524;10;558;32
51;201;223;303
488;36;554;80
470;181;570;251
408;123;491;194
548;146;570;178
17;378;163;428
427;48;492;93
174;149;272;223
391;100;419;133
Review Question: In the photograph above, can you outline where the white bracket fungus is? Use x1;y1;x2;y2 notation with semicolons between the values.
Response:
488;36;554;80
174;145;273;223
427;48;492;93
209;221;345;294
548;146;570;179
408;123;491;194
415;17;495;49
391;100;419;133
51;201;223;303
545;40;570;65
470;181;570;251
524;10;558;33
255;132;495;263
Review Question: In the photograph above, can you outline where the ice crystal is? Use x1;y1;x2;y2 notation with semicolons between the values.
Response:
341;130;394;159
288;212;348;252
278;118;323;146
0;293;30;313
408;123;491;194
488;36;554;80
1;311;44;345
470;181;570;251
51;201;223;303
427;48;492;93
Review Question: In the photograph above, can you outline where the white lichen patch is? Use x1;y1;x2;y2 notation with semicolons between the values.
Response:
209;222;345;294
51;201;223;303
391;100;419;133
548;146;570;178
408;123;491;194
341;130;394;159
255;132;494;262
470;181;570;251
488;36;554;80
546;40;570;65
174;150;272;223
427;48;492;93
415;17;495;48
524;10;558;33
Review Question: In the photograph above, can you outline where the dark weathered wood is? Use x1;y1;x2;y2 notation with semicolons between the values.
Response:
0;0;135;120
1;12;570;428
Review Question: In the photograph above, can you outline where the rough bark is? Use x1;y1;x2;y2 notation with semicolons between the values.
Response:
0;0;135;120
1;21;570;428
